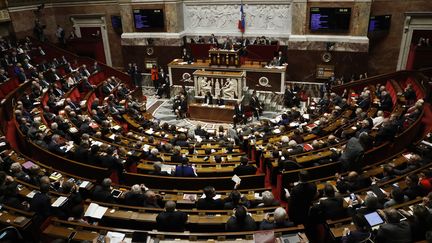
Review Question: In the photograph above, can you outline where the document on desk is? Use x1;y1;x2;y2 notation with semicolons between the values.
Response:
161;164;175;174
84;203;108;219
79;181;90;188
106;231;126;243
51;196;68;207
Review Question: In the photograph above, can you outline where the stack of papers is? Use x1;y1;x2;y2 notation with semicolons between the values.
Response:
84;203;108;219
106;231;126;243
79;181;90;188
26;190;37;198
183;194;197;201
161;164;175;174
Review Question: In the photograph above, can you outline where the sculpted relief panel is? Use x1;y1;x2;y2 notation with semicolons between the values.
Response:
184;4;292;36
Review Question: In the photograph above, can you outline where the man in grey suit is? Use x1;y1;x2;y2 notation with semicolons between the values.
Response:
375;208;412;243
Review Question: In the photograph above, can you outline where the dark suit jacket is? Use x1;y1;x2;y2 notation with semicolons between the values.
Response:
376;221;412;243
156;211;188;232
233;164;257;176
234;104;245;117
317;197;347;220
204;95;213;104
215;98;225;106
196;197;224;210
30;192;52;219
225;215;257;231
92;185;115;203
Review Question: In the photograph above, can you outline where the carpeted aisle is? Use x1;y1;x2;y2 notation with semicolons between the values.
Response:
5;120;19;151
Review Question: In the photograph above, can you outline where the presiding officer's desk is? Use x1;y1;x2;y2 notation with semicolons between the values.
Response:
168;59;287;93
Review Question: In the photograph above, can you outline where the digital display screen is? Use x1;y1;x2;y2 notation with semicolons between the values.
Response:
310;7;351;32
133;9;164;30
369;15;391;32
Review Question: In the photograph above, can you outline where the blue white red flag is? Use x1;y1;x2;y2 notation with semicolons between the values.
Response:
238;4;245;33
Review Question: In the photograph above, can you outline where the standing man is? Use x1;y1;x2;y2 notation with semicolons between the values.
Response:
157;69;170;98
233;100;246;128
132;63;140;88
287;171;318;240
250;91;262;120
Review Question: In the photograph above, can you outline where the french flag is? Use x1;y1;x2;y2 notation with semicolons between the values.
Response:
238;4;245;33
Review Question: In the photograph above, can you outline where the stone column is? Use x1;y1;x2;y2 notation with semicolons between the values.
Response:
118;0;133;33
291;0;307;35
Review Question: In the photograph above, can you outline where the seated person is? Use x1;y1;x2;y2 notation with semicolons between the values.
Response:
233;156;257;176
383;187;409;208
225;206;256;231
196;186;224;210
156;201;188;232
224;190;250;209
174;158;197;177
314;184;347;220
259;207;294;230
143;190;162;208
341;214;372;243
375;208;412;243
336;171;371;194
403;174;426;200
92;178;115;203
257;191;280;207
203;91;213;105
215;95;224;106
174;95;187;119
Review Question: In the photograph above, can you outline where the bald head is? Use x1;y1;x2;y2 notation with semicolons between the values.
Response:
165;200;176;212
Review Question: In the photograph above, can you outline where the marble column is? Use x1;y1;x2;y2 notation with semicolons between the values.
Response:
291;0;307;35
352;1;372;36
118;1;133;33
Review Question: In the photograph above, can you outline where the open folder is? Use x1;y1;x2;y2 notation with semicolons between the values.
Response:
84;203;108;219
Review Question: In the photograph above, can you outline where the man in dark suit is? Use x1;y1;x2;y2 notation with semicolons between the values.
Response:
92;178;115;203
215;95;225;106
17;67;27;83
156;201;188;232
221;36;233;50
30;183;52;224
196;186;224;210
203;91;213;105
375;208;412;243
194;124;208;138
287;171;318;225
233;156;257;176
123;184;146;206
275;51;287;66
225;206;256;231
208;34;218;46
314;184;346;221
175;95;188;119
375;118;398;145
48;135;67;156
250;91;262;120
379;91;393;112
233;101;246;128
